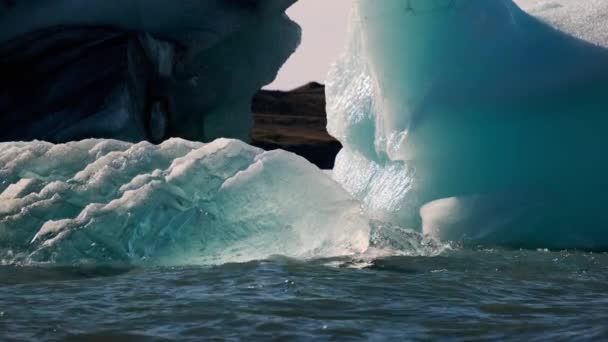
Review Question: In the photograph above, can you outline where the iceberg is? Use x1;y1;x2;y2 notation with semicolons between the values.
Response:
0;0;300;143
3;0;608;266
327;0;608;250
0;1;448;267
0;139;370;265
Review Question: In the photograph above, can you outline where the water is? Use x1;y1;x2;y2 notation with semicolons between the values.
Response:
2;249;607;340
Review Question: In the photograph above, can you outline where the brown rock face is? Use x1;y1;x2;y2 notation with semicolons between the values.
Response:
251;83;341;169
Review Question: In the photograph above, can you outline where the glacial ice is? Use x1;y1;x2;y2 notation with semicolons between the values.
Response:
0;139;370;265
0;0;300;143
3;0;608;267
327;0;608;250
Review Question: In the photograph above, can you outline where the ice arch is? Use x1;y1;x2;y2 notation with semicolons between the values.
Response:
0;0;300;143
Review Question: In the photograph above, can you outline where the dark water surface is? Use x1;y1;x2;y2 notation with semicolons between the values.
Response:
1;249;608;341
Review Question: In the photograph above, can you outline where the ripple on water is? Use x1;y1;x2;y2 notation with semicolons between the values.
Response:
1;250;608;340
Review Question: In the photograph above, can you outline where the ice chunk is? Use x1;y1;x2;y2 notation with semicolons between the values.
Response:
327;0;608;249
421;194;608;251
0;0;300;143
0;139;369;265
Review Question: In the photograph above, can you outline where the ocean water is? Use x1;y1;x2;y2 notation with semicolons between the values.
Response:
2;249;607;340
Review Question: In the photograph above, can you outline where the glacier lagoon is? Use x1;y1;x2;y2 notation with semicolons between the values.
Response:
2;0;608;340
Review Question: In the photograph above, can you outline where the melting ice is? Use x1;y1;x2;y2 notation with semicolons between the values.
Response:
0;139;369;265
2;0;608;265
328;0;608;250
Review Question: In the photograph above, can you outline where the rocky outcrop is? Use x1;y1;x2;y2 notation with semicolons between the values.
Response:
252;83;341;169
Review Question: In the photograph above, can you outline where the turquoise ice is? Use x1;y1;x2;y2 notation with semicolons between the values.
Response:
327;0;608;250
3;0;608;266
0;139;370;265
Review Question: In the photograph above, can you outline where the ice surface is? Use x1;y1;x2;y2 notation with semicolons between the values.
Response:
327;0;608;249
0;1;300;142
0;139;370;265
522;0;608;47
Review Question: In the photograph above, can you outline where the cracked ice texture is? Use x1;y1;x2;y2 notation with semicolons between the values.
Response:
0;139;369;265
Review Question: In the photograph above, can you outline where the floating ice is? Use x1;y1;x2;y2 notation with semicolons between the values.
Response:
0;0;300;143
327;0;608;250
0;139;370;265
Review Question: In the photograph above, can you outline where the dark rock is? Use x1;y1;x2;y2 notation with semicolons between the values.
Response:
251;83;341;169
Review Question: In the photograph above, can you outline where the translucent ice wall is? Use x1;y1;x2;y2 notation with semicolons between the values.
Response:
0;0;300;143
0;139;370;265
327;0;608;250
